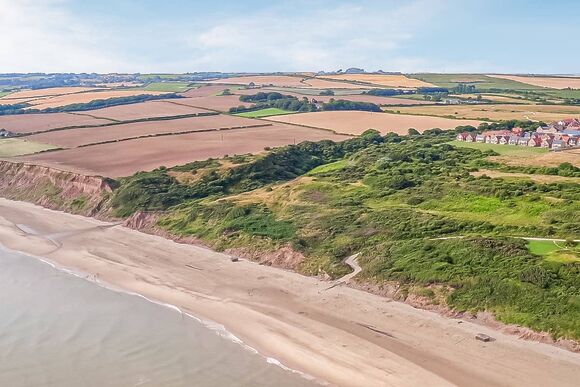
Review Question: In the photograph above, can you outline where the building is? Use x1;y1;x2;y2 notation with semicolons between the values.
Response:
541;138;553;148
508;136;520;145
456;132;476;142
551;139;566;150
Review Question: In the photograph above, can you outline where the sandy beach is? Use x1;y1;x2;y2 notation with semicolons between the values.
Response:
0;198;578;386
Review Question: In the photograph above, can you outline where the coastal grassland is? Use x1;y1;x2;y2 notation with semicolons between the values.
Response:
141;82;193;92
110;129;580;340
450;140;548;155
0;138;57;157
387;104;580;122
234;108;296;118
528;240;580;264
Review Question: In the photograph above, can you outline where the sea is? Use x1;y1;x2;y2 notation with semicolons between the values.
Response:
0;246;315;387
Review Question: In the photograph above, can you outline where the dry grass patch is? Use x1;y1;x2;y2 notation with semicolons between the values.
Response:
471;169;580;184
490;149;580;168
0;138;57;157
268;111;481;135
487;75;580;89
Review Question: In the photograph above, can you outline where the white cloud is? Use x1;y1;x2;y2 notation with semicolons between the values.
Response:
0;0;127;72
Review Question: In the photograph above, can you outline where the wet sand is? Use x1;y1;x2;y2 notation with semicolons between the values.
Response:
0;198;578;386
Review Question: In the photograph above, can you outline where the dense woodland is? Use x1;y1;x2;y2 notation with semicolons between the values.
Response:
111;124;580;340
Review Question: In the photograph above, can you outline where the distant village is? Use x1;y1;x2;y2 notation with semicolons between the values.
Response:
456;118;580;150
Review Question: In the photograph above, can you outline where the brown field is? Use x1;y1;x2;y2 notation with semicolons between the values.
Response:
169;96;252;112
233;88;430;105
317;74;435;88
450;94;532;104
487;74;580;89
27;115;269;148
391;104;580;122
267;111;481;135
471;169;580;183
0;113;114;134
20;124;351;177
208;75;370;89
22;90;170;110
490;148;580;168
73;100;209;121
180;85;233;97
0;87;101;102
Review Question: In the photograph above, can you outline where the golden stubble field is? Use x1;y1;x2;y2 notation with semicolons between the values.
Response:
268;111;481;135
390;104;580;122
316;74;435;88
487;74;580;89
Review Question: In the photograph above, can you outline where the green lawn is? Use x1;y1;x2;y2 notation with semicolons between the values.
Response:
0;138;57;157
528;240;580;263
234;108;296;118
142;82;193;92
450;140;549;155
308;160;349;175
528;240;561;255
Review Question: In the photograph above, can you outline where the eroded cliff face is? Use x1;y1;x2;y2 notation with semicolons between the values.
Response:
0;160;114;217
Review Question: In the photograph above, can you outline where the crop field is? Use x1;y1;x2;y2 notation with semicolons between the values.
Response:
234;108;295;118
317;74;434;88
170;96;253;112
209;75;373;89
27;114;266;148
0;113;114;134
0;87;101;103
407;74;543;90
0;138;57;157
180;85;232;97
73;100;209;121
389;103;580;122
24;90;171;110
20;124;351;177
268;111;481;135
141;82;193;92
487;74;580;90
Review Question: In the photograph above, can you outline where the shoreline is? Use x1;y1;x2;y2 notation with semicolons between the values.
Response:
0;243;316;385
0;198;579;386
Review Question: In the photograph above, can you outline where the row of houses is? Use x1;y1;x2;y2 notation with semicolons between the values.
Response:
456;119;580;150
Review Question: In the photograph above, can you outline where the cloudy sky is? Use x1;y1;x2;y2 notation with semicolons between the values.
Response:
1;0;578;74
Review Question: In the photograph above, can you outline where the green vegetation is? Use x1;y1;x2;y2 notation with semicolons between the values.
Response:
234;107;296;118
109;127;580;340
142;82;192;92
528;240;561;255
450;140;548;155
0;138;57;157
0;91;11;98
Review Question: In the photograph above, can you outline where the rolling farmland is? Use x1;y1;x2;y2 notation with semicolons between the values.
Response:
0;113;114;134
316;74;435;88
267;111;481;135
19;124;351;177
487;74;580;89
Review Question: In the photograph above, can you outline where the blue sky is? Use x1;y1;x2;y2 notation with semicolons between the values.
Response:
1;0;579;74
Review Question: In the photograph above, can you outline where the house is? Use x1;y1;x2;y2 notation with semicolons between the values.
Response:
568;137;579;147
563;129;580;137
541;138;553;148
517;137;530;146
511;127;523;136
528;137;542;147
499;136;509;145
456;132;475;141
552;139;566;150
475;134;486;143
508;136;520;145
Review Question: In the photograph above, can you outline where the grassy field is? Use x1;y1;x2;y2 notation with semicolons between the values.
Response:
142;82;192;92
234;108;297;118
528;240;580;264
406;74;545;90
389;103;580;122
450;140;548;155
0;91;12;98
0;138;57;157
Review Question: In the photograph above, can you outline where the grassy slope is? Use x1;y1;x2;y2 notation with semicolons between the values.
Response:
111;131;580;340
234;108;297;118
450;140;548;155
0;138;57;157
